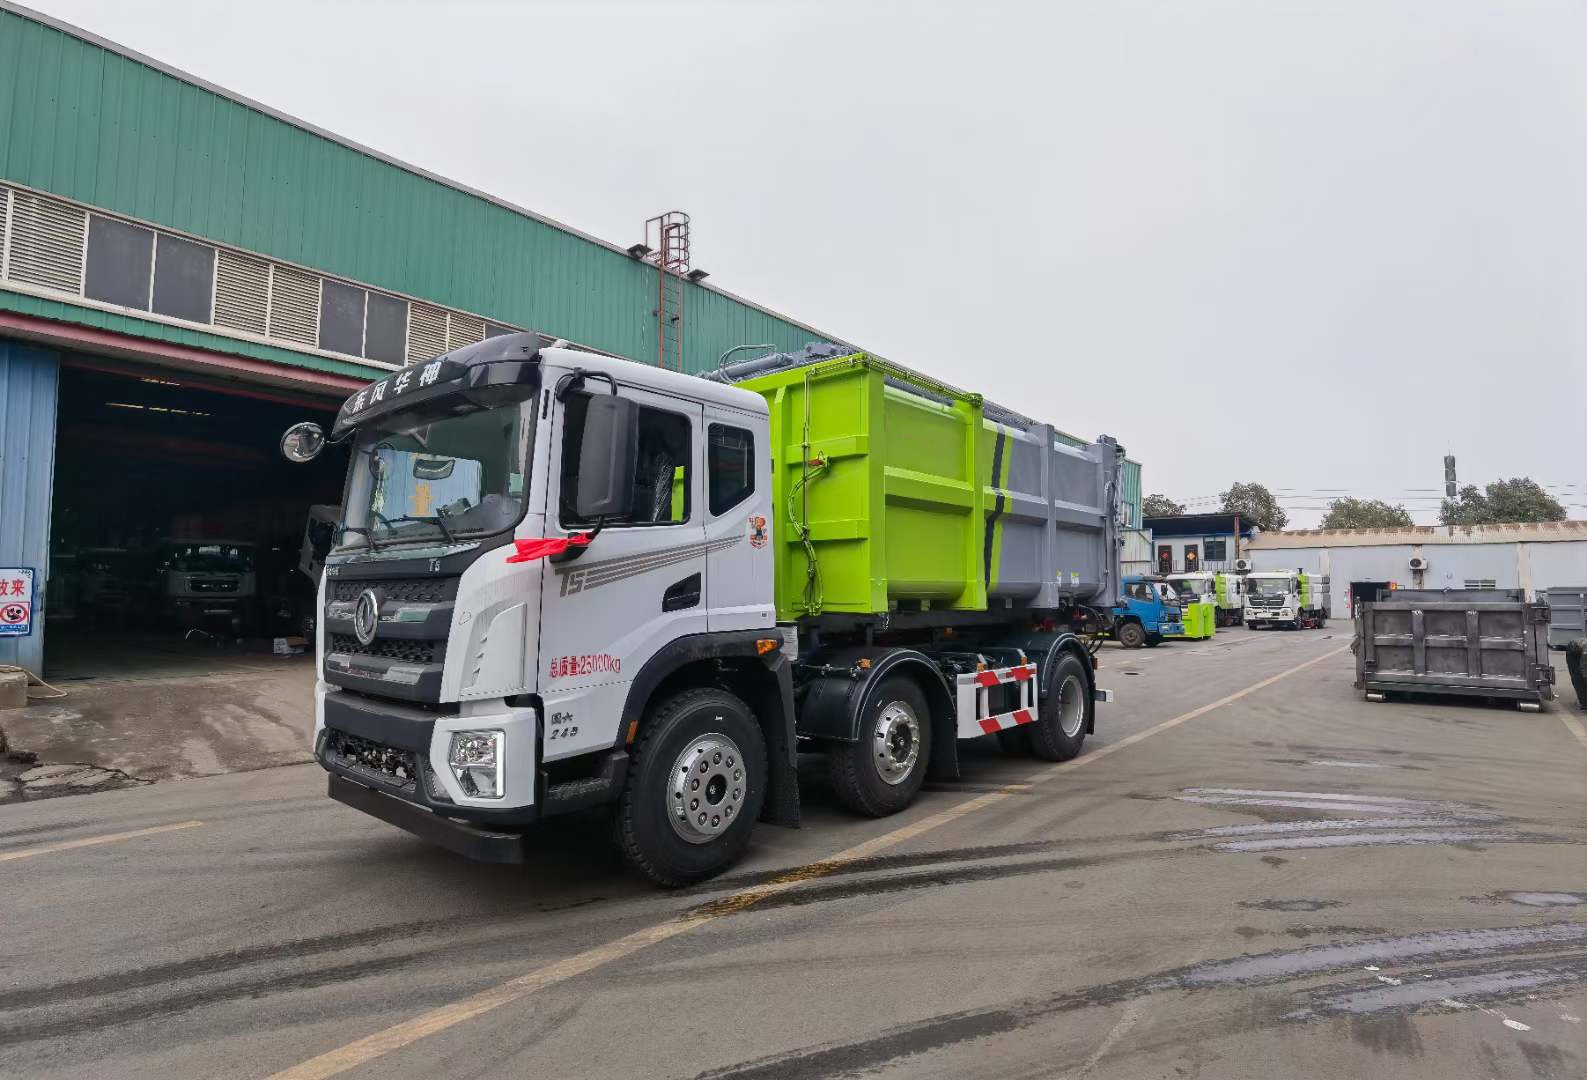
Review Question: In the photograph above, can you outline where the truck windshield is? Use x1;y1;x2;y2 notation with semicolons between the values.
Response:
1171;579;1209;598
1247;577;1291;597
168;544;253;573
340;404;532;549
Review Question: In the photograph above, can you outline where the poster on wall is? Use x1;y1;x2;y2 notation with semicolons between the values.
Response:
0;568;35;637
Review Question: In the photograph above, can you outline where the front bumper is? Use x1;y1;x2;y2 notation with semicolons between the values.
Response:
328;774;527;863
314;685;543;825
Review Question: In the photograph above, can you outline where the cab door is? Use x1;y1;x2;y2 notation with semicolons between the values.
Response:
703;410;775;632
537;385;706;762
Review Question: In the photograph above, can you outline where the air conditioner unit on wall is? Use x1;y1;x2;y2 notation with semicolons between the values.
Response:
1408;556;1429;571
1234;559;1252;572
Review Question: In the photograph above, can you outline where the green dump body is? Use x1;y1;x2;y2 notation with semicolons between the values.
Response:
738;353;1122;622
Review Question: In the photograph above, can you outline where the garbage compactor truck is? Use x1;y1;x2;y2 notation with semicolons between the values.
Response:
278;334;1122;885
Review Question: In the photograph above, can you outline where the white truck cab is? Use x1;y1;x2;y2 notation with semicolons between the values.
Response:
1243;569;1330;630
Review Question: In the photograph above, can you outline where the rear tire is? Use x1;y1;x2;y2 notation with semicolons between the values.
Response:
827;676;932;817
613;687;765;887
1026;652;1091;762
1247;620;1258;630
1116;620;1146;649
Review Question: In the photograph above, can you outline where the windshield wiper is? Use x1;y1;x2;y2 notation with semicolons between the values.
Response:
379;514;457;544
338;524;385;552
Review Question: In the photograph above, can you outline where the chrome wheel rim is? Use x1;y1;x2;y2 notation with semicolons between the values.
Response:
1057;674;1086;738
667;733;745;844
872;701;922;786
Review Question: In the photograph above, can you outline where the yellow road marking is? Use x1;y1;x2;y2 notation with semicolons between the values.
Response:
266;642;1350;1080
1559;710;1587;753
0;820;203;863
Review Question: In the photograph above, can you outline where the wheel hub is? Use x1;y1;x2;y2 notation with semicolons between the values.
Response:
667;733;745;844
1057;674;1086;737
872;701;921;786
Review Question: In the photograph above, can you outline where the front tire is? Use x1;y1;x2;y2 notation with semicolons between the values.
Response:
827;676;932;817
1026;652;1091;762
1247;620;1258;630
1116;620;1146;649
613;687;766;887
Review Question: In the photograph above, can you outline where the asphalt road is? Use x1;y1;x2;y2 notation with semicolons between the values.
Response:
3;626;1585;1080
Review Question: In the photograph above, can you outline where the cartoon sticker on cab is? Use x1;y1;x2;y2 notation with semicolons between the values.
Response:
748;515;768;549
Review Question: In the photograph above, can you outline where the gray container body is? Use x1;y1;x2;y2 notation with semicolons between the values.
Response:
1354;589;1555;703
1544;587;1587;649
986;422;1122;611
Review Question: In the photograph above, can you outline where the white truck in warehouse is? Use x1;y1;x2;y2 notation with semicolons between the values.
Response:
279;334;1121;884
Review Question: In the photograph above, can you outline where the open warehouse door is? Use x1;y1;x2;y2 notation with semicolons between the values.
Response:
45;358;348;681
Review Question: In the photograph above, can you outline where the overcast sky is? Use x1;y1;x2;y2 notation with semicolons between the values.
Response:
25;0;1587;526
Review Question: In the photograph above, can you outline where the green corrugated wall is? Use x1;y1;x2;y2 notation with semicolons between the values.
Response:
0;7;833;374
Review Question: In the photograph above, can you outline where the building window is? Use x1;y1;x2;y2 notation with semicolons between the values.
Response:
152;233;216;323
1205;539;1227;562
707;424;755;515
85;215;154;309
364;292;409;365
560;395;692;527
319;279;367;356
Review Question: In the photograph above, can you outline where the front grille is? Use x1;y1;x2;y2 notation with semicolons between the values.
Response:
328;634;439;665
331;578;451;603
1249;596;1284;608
324;729;418;791
190;578;238;593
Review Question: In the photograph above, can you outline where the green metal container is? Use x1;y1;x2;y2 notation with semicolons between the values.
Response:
743;354;987;620
1178;601;1218;640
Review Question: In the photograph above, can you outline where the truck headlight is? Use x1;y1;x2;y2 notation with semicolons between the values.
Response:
448;730;504;799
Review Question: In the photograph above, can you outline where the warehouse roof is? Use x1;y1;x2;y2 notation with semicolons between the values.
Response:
1249;521;1587;548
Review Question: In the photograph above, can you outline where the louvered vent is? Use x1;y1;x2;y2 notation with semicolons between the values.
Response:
267;264;319;345
6;191;86;294
407;303;447;363
0;187;9;270
213;249;270;334
446;312;484;350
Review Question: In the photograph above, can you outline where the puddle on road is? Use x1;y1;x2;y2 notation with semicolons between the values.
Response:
1470;891;1587;909
1288;957;1587;1020
1214;830;1533;853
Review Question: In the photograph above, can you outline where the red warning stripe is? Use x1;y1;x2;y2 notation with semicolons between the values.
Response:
1013;709;1034;725
1011;665;1036;681
978;718;1002;735
974;671;1002;687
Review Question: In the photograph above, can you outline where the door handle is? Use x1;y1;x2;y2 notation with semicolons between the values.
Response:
662;573;701;612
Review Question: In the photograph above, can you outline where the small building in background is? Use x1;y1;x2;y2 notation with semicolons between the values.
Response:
1247;521;1587;618
1142;513;1261;574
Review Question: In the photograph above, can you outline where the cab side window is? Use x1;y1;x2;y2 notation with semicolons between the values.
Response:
707;425;755;515
561;394;692;527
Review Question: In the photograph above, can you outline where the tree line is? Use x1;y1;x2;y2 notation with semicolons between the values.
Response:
1141;478;1566;532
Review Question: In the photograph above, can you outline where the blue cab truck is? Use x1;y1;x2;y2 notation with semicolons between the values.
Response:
1109;574;1184;649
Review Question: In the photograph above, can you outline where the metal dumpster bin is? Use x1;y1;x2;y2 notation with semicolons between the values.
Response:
1544;587;1587;650
1354;589;1555;709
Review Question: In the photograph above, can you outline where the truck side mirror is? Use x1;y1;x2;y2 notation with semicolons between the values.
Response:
575;394;639;520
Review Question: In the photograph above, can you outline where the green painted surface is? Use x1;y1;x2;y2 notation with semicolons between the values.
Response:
744;354;986;620
0;8;836;376
1178;601;1217;639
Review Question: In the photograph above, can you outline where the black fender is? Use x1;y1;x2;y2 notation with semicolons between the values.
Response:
1009;630;1097;734
796;645;960;780
620;630;799;828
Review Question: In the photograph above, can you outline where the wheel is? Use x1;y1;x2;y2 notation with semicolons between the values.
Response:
1026;652;1091;762
1247;621;1258;630
1116;621;1146;649
1144;633;1162;648
1317;615;1328;628
612;687;766;887
827;676;932;817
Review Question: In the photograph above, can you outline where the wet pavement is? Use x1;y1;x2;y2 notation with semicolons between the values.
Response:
0;626;1583;1079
